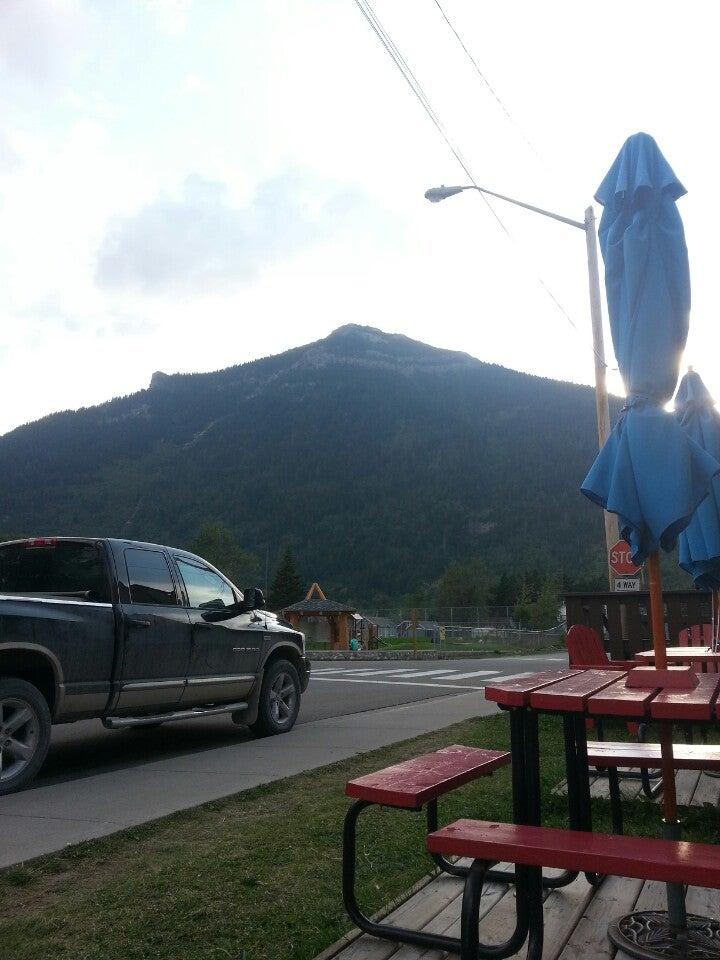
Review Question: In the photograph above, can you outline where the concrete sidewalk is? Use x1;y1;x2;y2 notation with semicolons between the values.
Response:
0;690;497;869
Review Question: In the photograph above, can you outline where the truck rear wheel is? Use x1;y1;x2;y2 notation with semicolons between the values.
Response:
250;659;300;737
0;678;52;796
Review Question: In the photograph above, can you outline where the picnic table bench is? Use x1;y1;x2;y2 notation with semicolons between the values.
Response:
343;744;509;953
587;740;720;832
427;818;720;960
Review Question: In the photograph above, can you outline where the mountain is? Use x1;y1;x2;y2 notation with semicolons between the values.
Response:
0;325;620;600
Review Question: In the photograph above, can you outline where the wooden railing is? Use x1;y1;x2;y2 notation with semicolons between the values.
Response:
564;590;712;660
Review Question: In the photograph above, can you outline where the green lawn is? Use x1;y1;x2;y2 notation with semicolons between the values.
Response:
0;716;717;960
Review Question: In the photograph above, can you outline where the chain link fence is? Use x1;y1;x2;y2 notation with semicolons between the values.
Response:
305;605;566;654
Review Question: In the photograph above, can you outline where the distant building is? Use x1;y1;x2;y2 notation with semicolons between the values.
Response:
282;582;358;650
397;619;442;642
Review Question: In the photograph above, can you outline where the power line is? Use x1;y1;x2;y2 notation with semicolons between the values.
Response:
351;0;612;370
430;0;544;164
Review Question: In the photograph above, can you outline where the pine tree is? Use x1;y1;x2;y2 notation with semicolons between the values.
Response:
269;546;304;610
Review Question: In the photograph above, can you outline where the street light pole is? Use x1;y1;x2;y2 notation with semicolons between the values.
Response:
584;205;620;587
425;184;620;588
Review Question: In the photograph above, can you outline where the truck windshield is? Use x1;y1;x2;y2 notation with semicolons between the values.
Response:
0;541;110;602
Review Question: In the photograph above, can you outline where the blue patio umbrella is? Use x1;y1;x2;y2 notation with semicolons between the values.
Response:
581;133;719;568
581;134;720;954
675;369;720;591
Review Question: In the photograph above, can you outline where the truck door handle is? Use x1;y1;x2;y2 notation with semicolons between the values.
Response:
126;616;151;629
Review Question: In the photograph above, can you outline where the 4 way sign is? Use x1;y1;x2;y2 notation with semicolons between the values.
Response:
609;539;641;591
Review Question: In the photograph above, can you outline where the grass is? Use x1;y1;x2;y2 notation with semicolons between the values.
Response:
1;715;718;960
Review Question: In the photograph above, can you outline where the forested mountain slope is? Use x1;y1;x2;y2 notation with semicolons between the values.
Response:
0;325;618;599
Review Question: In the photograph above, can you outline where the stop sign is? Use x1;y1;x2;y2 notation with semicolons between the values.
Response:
609;539;640;576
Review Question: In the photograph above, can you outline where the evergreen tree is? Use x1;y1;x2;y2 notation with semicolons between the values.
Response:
489;572;519;607
269;546;304;610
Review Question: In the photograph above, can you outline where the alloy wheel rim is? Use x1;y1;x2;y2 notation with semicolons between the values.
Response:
269;672;296;726
0;697;40;783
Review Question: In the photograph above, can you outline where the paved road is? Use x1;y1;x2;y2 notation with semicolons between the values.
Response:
0;653;566;868
306;653;568;713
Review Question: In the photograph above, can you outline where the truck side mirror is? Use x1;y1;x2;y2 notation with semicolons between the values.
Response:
199;588;266;622
242;587;266;611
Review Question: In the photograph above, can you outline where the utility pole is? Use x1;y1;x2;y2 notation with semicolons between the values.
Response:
585;206;620;589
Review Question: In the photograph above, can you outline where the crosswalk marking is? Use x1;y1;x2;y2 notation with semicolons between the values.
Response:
377;668;461;678
483;671;533;683
310;677;488;691
311;666;538;686
433;670;501;681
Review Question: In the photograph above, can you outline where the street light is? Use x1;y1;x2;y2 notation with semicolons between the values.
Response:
425;181;620;588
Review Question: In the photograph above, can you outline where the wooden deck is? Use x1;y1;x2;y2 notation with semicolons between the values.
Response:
321;774;720;960
555;767;720;807
322;862;720;960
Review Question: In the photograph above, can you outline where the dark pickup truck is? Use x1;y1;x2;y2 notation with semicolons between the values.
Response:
0;537;310;795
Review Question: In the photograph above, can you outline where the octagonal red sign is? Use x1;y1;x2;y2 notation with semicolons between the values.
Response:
609;539;640;576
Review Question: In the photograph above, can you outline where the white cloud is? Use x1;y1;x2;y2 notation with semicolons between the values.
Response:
0;0;90;87
95;168;392;294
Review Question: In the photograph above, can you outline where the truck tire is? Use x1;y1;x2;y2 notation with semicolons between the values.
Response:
250;659;301;737
0;678;52;796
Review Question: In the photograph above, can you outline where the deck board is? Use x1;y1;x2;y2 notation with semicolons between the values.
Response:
691;771;720;807
336;874;463;960
555;875;643;960
324;867;720;960
555;764;717;807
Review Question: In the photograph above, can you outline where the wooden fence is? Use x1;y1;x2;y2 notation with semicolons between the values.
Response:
564;590;712;660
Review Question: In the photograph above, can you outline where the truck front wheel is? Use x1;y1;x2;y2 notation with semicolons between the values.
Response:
250;659;301;737
0;678;52;796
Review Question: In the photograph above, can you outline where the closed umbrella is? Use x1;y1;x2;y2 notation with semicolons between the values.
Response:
676;370;720;640
581;133;720;957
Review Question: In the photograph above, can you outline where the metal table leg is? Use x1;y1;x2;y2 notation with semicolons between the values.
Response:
484;707;578;890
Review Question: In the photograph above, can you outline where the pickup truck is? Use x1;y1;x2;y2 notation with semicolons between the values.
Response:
0;536;310;795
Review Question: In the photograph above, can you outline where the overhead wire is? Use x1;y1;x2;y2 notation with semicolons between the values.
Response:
351;0;614;371
430;0;545;166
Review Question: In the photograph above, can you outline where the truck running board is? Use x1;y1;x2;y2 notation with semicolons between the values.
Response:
102;701;249;729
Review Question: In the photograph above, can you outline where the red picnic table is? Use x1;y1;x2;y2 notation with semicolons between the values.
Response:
485;667;720;959
484;668;720;856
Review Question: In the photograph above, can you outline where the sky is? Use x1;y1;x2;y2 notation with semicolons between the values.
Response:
1;0;719;436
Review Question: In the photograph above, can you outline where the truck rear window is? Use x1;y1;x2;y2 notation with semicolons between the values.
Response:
0;541;110;602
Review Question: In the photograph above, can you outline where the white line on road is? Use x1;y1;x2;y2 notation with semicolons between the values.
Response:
378;669;465;677
433;670;502;680
328;668;452;677
483;671;534;683
311;677;488;691
318;668;466;678
312;667;446;677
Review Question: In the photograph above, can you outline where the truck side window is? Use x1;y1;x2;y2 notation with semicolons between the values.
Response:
125;549;177;606
0;540;109;602
176;559;234;610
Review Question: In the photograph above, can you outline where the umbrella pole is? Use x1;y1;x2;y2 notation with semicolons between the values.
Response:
647;550;687;928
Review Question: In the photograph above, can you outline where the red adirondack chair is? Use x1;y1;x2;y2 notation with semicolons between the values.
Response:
566;624;636;672
679;623;716;672
679;623;714;646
